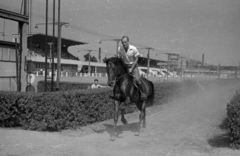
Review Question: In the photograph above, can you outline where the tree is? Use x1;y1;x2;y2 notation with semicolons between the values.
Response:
84;53;91;61
91;56;98;62
84;53;98;62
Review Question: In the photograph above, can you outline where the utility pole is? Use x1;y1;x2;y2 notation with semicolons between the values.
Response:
35;18;69;91
167;54;170;80
56;0;61;90
180;57;183;79
51;0;56;92
44;0;48;92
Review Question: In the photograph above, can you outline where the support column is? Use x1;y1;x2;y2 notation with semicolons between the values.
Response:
18;0;28;92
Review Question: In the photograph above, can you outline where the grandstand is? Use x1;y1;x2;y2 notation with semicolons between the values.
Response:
27;33;88;72
27;34;227;78
28;33;84;60
27;34;170;75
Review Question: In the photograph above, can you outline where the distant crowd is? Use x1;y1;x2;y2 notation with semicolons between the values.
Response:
28;48;79;60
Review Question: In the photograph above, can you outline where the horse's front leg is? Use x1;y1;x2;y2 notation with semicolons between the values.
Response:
111;100;120;141
121;108;128;125
142;107;146;128
121;98;129;125
135;101;146;136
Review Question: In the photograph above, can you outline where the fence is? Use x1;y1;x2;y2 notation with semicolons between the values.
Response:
33;70;240;80
35;71;108;78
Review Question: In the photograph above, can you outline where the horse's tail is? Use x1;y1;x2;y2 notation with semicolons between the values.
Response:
148;81;155;106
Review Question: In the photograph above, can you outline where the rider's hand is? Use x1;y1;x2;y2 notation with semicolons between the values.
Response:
128;68;133;73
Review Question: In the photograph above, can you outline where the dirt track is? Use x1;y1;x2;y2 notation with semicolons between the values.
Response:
1;80;240;156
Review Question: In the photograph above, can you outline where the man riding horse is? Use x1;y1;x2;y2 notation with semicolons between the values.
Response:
117;36;147;100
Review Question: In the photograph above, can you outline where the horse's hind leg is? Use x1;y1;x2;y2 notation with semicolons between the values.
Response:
111;100;120;141
135;101;146;136
121;99;129;125
142;106;146;128
142;99;150;128
121;107;128;125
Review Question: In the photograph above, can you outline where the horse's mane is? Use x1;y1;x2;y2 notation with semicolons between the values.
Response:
106;57;128;72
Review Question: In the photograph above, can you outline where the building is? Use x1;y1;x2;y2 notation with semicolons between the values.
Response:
27;34;166;75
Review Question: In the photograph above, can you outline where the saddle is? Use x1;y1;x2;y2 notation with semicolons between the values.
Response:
129;74;145;88
130;75;146;94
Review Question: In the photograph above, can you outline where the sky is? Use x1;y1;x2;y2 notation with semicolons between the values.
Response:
0;0;240;66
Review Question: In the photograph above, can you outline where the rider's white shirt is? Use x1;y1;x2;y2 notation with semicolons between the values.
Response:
118;45;141;64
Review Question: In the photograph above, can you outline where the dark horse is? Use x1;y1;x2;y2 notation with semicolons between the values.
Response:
105;57;155;141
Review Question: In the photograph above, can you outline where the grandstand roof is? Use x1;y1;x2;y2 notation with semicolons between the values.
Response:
138;57;166;63
28;33;87;48
138;56;166;68
0;40;19;47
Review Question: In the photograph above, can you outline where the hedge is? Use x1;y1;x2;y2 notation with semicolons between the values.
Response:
227;90;240;149
1;80;202;131
37;81;95;92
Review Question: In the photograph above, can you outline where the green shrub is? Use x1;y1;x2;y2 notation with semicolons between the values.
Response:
37;81;93;92
0;89;114;131
1;80;202;131
0;91;23;127
227;90;240;149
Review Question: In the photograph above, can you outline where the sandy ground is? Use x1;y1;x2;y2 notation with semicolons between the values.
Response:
1;80;240;156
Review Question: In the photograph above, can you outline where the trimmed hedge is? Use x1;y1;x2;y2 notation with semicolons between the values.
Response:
227;90;240;149
0;89;114;130
37;81;93;92
1;80;202;131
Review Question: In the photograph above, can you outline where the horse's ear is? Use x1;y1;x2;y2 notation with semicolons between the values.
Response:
103;57;108;63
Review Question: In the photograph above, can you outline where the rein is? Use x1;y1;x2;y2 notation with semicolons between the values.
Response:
116;73;129;82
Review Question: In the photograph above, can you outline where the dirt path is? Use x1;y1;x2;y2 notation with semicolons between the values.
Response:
1;80;240;156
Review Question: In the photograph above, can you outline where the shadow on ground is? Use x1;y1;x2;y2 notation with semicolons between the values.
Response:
207;117;231;148
93;122;139;138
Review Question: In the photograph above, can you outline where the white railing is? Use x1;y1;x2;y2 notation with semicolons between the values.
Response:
34;70;239;80
34;71;109;78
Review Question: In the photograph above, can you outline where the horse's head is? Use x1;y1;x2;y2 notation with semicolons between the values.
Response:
105;57;128;87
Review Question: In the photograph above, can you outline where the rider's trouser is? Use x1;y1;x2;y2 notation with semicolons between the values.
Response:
126;64;147;100
126;64;141;84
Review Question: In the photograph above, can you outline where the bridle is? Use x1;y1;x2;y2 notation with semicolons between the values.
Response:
108;60;129;86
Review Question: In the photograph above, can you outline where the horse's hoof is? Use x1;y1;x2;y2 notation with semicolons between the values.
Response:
121;119;128;125
143;124;146;128
110;137;115;141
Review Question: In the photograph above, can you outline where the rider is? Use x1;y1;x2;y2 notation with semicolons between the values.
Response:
117;36;147;100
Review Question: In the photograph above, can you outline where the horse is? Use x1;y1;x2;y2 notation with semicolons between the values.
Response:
105;57;155;141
